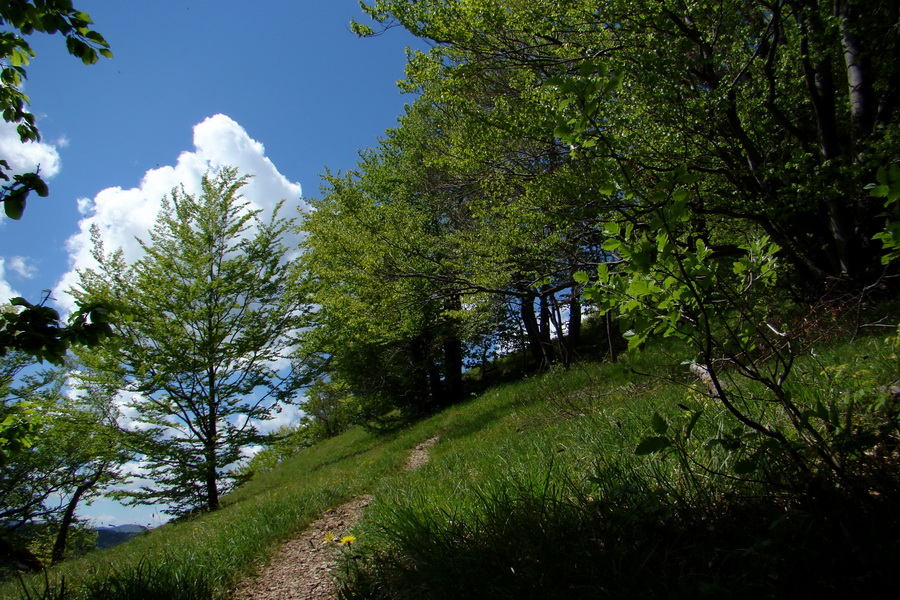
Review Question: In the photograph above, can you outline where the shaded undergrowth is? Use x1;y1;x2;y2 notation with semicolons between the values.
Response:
336;325;900;599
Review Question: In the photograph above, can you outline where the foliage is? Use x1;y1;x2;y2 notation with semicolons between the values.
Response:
298;378;361;440
0;0;113;467
0;0;111;220
232;424;314;480
72;167;308;515
357;0;899;285
0;299;114;542
300;0;899;431
577;170;900;495
0;296;112;367
870;164;900;265
1;360;131;573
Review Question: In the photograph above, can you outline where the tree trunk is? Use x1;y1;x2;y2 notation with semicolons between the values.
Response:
605;311;619;363
568;289;582;350
520;292;545;367
51;475;100;564
538;292;556;367
205;366;221;511
205;445;219;511
443;334;464;402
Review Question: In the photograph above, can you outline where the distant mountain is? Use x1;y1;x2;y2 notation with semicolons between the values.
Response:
95;525;148;549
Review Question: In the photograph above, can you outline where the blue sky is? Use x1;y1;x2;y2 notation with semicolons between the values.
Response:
1;0;421;302
1;1;422;526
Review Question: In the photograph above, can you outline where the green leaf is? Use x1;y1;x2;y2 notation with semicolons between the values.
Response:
9;297;32;307
4;196;26;220
635;436;671;455
650;412;668;435
733;457;758;475
683;410;703;441
553;123;574;139
871;185;890;198
597;262;610;283
601;238;621;251
573;271;589;284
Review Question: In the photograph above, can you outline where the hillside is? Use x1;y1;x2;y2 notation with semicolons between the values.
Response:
94;526;148;551
4;311;899;599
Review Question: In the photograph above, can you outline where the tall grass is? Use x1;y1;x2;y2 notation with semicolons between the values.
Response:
3;424;418;599
4;327;898;599
337;331;900;599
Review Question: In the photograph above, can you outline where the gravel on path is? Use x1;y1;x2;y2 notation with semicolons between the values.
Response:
231;435;440;599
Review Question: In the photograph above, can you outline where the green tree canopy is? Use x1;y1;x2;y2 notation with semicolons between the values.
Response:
356;0;900;284
0;358;130;572
73;168;308;515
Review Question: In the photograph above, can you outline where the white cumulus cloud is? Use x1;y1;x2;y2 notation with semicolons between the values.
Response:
1;119;64;296
0;119;62;180
6;255;36;279
0;258;18;302
56;114;305;313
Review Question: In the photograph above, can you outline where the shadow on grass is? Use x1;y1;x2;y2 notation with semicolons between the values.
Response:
340;485;900;600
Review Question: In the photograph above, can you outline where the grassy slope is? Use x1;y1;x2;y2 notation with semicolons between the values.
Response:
4;327;899;599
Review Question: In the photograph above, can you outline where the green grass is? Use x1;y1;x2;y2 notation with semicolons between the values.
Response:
4;326;899;599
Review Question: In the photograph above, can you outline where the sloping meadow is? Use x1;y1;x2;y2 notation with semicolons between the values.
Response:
6;328;900;599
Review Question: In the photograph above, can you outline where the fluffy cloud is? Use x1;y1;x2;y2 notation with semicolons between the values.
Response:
0;256;37;304
0;120;64;298
0;119;62;180
6;255;36;279
56;114;305;313
0;258;18;302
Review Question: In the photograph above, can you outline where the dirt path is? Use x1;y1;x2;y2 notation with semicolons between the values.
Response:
403;435;440;471
230;436;440;600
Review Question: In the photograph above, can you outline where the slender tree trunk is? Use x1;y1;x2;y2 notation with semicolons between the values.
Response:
205;442;219;511
520;292;546;367
206;374;220;511
838;0;874;149
442;295;464;403
569;288;582;350
443;335;464;402
538;291;556;367
605;311;619;363
51;476;99;564
796;5;859;276
546;293;570;368
409;337;430;412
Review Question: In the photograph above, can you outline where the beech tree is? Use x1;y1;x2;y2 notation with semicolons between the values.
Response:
73;168;306;515
355;0;900;283
0;359;129;571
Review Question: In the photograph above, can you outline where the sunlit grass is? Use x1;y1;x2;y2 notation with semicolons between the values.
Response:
4;327;898;599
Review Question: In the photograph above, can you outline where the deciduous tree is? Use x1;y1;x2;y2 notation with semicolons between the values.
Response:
73;168;307;515
0;359;129;571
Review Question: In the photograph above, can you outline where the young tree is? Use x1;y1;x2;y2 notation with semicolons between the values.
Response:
0;360;130;571
73;168;306;515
